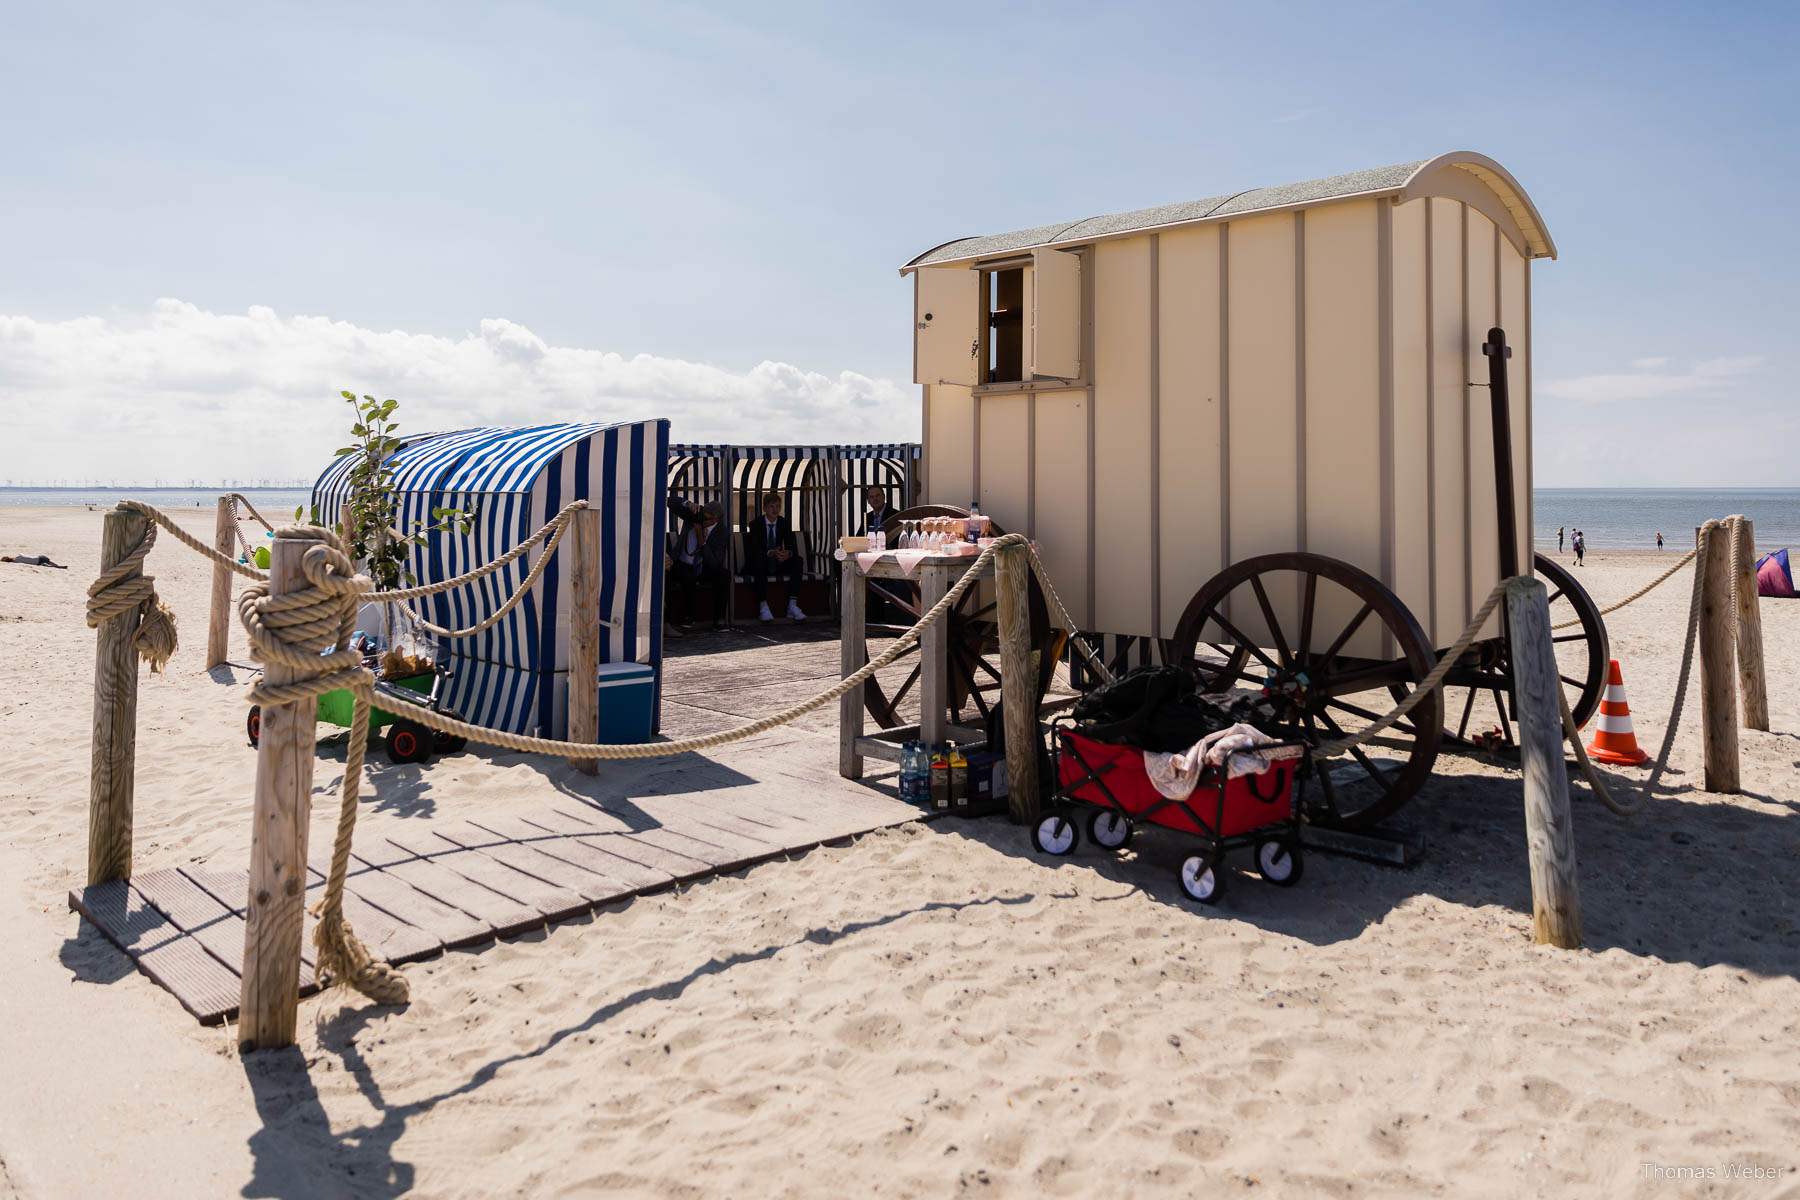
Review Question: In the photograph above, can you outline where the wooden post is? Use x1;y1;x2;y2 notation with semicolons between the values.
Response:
838;555;867;779
1504;576;1582;949
917;564;950;749
567;507;602;774
995;545;1040;824
239;535;318;1050
88;508;146;885
205;496;235;670
1698;521;1740;793
1729;516;1768;732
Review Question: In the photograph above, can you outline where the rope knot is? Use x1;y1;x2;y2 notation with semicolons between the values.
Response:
239;524;375;709
85;516;179;673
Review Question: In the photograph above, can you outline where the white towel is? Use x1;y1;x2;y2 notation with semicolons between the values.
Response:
1143;723;1292;798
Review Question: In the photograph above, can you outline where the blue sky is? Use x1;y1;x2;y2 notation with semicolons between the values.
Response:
0;1;1792;485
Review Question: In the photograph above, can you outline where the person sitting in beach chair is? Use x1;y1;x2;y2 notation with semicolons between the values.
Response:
746;493;805;622
667;501;730;629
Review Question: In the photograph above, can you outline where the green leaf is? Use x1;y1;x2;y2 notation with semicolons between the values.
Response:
341;390;355;401
334;446;358;456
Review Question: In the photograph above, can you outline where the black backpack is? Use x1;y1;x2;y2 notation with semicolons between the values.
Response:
1070;665;1249;752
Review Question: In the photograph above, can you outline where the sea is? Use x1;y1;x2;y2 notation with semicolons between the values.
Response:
3;485;1795;554
1533;488;1800;552
0;487;313;517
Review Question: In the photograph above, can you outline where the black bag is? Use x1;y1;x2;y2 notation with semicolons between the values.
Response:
1070;665;1245;753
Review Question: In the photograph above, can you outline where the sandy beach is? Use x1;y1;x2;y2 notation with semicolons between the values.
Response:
1;504;1796;1198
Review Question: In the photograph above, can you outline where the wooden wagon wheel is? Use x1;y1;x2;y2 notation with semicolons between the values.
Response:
1407;552;1610;750
859;505;1066;732
1169;552;1443;830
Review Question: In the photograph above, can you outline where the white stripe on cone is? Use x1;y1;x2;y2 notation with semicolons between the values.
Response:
1603;683;1628;702
1597;713;1635;735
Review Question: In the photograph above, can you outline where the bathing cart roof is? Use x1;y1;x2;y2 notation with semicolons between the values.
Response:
901;151;1555;271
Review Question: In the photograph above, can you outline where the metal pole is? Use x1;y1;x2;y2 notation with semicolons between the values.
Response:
1482;327;1519;581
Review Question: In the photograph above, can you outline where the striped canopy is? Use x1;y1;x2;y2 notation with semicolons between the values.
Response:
313;421;668;737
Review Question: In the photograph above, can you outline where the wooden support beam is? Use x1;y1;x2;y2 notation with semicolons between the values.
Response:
995;545;1040;824
838;556;866;779
1697;521;1740;793
567;507;602;773
88;508;146;886
239;535;318;1050
1729;516;1768;732
1504;575;1582;949
206;496;235;670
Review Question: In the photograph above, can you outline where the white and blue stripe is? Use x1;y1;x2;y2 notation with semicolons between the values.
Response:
312;420;668;738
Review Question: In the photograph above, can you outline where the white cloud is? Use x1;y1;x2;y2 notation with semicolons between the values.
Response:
0;301;915;484
1540;354;1764;406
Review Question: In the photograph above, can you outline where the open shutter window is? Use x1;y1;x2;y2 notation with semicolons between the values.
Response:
914;268;980;387
1031;247;1081;379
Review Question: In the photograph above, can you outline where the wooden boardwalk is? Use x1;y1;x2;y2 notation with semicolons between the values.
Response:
70;787;919;1024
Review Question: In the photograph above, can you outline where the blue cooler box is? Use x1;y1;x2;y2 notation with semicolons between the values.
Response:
593;662;657;744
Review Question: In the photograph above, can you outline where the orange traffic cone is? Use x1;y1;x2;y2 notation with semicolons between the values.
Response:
1587;660;1650;765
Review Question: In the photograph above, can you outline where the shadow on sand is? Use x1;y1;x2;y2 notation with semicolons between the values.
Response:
236;891;1036;1198
898;753;1799;979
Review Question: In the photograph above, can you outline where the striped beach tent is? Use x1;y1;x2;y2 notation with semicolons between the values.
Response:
835;443;919;539
312;420;668;738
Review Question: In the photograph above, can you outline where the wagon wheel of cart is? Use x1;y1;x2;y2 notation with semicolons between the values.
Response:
1400;552;1610;751
858;505;1068;733
1169;552;1443;830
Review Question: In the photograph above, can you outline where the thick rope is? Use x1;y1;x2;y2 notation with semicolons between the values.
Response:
1552;546;1697;629
1308;580;1511;760
377;500;587;603
85;519;179;673
118;500;268;582
238;525;407;1005
393;501;619;638
1559;517;1713;816
228;492;277;533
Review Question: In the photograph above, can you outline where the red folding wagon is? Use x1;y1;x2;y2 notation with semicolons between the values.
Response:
1032;721;1307;904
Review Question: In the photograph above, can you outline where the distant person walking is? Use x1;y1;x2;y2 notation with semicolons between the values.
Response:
1656;531;1664;551
1558;526;1565;553
1573;530;1586;567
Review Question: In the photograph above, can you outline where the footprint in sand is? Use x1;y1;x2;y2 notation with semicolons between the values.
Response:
1173;1126;1230;1160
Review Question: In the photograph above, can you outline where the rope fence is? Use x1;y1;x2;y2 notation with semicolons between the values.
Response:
84;497;1763;1012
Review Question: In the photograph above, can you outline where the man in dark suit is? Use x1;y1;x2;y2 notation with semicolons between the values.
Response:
745;492;805;621
860;484;899;538
667;500;730;629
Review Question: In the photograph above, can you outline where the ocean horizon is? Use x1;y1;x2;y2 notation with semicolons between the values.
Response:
4;485;1796;553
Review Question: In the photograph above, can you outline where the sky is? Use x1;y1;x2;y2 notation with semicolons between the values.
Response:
0;1;1792;487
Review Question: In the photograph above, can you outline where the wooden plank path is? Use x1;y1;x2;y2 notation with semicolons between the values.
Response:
69;790;919;1025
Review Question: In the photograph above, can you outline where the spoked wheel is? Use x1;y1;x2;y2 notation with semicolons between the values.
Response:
1422;553;1610;750
1169;553;1442;830
861;505;1068;733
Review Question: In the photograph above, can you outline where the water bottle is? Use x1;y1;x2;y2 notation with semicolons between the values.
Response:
899;740;926;804
967;501;981;543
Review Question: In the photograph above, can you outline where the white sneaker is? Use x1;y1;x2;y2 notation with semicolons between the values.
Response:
786;599;806;621
758;601;774;622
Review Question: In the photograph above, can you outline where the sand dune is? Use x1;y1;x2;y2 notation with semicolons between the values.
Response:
1;507;1796;1198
